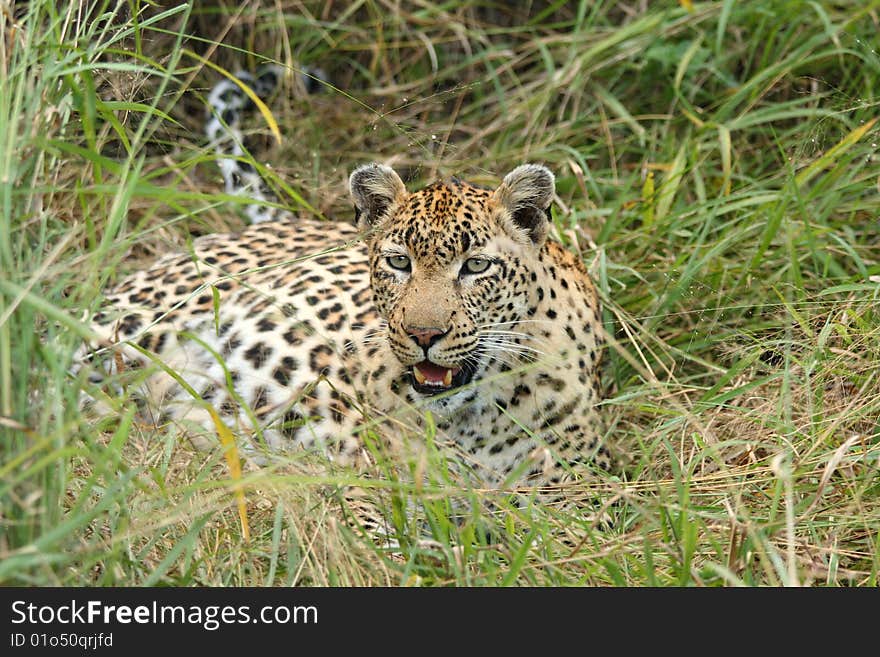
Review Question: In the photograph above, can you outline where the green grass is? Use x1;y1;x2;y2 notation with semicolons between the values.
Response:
2;0;878;586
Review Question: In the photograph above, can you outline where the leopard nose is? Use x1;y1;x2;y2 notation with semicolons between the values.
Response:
406;326;448;349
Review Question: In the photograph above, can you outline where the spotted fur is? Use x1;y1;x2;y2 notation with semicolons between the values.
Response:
78;69;611;490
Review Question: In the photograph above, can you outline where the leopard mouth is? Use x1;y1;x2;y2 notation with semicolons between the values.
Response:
409;360;475;395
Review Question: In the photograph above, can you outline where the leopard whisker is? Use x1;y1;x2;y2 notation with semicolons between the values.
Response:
479;337;546;356
477;319;558;329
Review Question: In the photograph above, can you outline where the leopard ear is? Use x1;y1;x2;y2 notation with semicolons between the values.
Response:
493;164;555;246
350;163;407;231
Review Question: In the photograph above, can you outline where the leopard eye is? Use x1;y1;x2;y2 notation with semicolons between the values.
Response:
387;254;411;271
462;257;491;275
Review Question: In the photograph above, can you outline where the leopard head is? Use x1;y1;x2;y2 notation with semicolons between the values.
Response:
350;162;554;409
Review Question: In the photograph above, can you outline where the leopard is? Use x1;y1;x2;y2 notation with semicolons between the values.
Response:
78;65;613;494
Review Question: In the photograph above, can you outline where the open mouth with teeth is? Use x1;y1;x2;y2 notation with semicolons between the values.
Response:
410;360;475;395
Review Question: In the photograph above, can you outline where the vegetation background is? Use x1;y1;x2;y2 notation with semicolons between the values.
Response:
1;0;878;586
